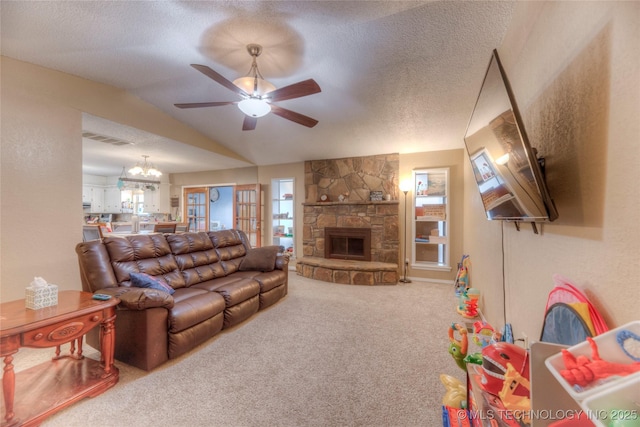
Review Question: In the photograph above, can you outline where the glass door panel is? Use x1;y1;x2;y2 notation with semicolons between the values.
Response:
235;184;261;247
184;188;208;232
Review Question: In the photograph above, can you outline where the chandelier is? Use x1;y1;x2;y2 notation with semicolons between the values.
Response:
128;155;162;178
118;157;161;192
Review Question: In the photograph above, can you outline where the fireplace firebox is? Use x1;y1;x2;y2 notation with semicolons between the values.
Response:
324;227;371;262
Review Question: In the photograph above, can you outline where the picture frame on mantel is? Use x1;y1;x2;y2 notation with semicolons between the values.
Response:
369;191;384;201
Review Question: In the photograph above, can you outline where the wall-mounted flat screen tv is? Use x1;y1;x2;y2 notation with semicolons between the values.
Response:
464;49;558;222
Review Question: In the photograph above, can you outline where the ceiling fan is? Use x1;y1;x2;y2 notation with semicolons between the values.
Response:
175;44;321;131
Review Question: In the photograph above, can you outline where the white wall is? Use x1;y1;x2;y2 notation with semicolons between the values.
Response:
1;83;83;302
463;2;639;339
0;57;248;302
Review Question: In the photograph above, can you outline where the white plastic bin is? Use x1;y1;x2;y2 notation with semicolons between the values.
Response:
580;376;640;427
545;321;640;401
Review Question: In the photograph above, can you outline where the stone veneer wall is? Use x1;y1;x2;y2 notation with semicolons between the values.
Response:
302;154;400;265
305;153;399;203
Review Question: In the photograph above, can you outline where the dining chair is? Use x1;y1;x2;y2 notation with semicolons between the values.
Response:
153;223;177;233
175;223;189;232
82;225;103;241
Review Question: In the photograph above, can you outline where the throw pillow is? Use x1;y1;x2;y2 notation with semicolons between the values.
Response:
239;245;280;272
129;272;175;295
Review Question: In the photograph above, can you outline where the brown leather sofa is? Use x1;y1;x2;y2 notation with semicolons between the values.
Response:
76;229;288;371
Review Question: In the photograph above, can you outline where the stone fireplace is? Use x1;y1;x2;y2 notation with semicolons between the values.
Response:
324;227;371;262
296;154;400;285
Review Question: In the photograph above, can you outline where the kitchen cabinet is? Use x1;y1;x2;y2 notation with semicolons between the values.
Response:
82;185;104;212
143;184;170;213
410;168;450;270
89;186;104;213
104;187;122;213
143;187;160;213
82;185;92;204
271;178;294;257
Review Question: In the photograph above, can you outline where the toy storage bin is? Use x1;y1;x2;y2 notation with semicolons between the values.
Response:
580;376;640;427
545;321;640;401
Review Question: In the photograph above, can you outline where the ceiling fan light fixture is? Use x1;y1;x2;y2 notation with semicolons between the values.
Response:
176;42;320;130
233;76;276;97
238;98;271;117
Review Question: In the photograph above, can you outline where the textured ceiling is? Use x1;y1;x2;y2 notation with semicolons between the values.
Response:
1;1;516;176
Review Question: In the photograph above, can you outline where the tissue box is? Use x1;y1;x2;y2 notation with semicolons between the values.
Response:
25;284;58;310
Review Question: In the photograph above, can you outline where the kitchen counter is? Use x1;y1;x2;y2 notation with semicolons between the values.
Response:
111;222;162;232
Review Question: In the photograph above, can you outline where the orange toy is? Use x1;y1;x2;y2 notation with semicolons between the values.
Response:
560;336;640;387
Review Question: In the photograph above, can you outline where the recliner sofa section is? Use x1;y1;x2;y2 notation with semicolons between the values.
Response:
76;229;288;371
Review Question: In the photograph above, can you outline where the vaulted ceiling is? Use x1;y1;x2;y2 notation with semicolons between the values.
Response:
1;1;516;176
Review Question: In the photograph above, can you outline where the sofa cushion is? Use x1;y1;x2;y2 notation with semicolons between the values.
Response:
192;277;260;307
167;289;226;333
252;270;288;293
130;272;175;295
167;232;226;286
104;235;186;289
239;245;280;272
209;230;247;275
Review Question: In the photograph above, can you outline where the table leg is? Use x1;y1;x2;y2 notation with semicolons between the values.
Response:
100;312;116;376
77;336;83;359
2;354;16;425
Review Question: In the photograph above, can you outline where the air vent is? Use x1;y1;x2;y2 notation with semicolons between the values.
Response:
82;131;134;146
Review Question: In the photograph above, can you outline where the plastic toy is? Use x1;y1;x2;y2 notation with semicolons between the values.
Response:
453;255;470;297
440;374;467;409
463;352;483;365
441;406;472;427
560;336;640;387
457;288;480;318
616;329;640;361
472;321;496;348
501;323;514;344
448;323;469;371
498;362;531;424
479;342;530;397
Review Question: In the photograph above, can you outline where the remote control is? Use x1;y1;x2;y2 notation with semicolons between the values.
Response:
92;293;111;300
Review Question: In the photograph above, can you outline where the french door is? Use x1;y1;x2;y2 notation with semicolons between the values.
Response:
183;184;262;246
184;188;208;232
235;184;261;247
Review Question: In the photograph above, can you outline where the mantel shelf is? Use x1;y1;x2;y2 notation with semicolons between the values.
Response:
303;200;399;206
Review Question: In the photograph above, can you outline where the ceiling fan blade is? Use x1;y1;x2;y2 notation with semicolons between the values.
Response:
174;101;238;109
266;79;321;102
190;64;248;97
242;116;258;131
270;105;318;128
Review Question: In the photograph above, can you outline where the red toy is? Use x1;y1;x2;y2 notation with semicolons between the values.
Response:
480;342;530;398
560;336;640;387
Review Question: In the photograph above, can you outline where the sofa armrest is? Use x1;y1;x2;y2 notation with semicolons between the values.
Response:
96;287;174;310
275;254;289;271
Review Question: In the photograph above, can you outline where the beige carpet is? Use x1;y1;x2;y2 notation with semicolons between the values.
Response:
16;273;468;427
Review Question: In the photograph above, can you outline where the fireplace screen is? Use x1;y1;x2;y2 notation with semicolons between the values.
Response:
324;227;371;261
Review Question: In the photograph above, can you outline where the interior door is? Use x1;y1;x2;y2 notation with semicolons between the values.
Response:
184;187;208;232
235;184;261;247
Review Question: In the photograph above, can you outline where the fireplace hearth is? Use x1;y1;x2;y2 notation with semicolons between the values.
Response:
324;227;371;261
299;154;400;285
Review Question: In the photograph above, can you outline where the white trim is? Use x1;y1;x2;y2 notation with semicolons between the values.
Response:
411;263;452;272
405;276;455;286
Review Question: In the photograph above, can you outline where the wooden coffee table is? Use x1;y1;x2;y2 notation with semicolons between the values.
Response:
0;291;119;426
